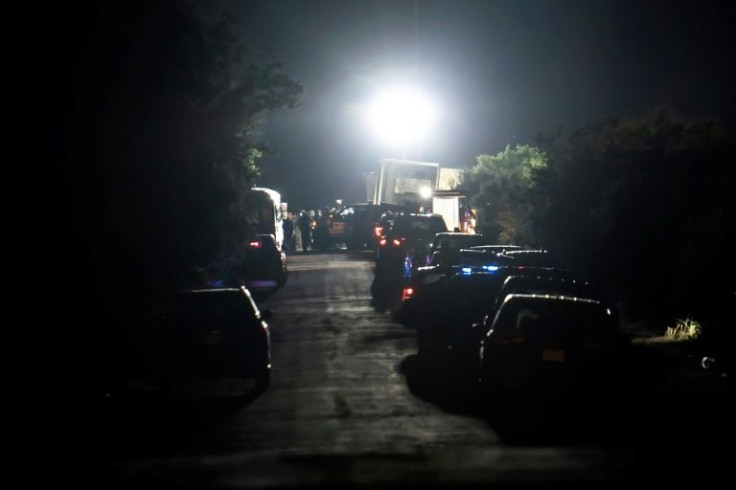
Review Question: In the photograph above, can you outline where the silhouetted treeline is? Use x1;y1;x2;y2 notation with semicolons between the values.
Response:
466;112;733;329
45;2;303;398
62;2;302;305
536;112;733;327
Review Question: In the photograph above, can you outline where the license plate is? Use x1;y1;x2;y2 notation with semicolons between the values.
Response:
542;349;565;362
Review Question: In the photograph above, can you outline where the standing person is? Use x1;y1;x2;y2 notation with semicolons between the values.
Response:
314;207;331;250
283;212;295;253
294;214;303;252
297;210;312;252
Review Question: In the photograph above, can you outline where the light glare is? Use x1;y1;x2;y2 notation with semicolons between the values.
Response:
368;87;436;146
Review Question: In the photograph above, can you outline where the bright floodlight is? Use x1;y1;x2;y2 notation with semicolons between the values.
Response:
419;186;433;199
367;87;436;147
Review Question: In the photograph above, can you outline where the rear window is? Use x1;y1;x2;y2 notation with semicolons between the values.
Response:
492;297;611;337
175;291;260;332
502;251;557;268
433;234;485;250
393;217;447;237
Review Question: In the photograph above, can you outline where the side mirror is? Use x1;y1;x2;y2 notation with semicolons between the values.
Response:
260;309;273;320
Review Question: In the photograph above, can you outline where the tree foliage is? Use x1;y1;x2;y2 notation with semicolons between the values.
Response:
463;144;548;244
69;2;303;300
465;112;733;325
539;112;734;322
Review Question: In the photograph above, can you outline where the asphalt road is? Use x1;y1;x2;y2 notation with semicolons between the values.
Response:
101;251;719;488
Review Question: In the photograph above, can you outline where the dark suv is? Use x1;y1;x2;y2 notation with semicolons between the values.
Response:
329;203;406;250
230;234;287;293
479;294;619;398
162;287;272;392
375;213;447;274
427;232;486;267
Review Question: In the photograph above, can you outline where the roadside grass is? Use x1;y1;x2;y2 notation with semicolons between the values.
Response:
625;316;731;401
664;317;702;342
629;317;703;345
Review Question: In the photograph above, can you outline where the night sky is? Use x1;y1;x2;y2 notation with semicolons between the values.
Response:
196;0;735;211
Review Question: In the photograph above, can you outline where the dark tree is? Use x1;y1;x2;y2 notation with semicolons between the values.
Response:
463;144;549;245
52;2;302;398
68;2;303;303
540;111;734;324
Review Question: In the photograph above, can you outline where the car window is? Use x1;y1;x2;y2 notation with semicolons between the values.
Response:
393;217;447;237
176;291;259;331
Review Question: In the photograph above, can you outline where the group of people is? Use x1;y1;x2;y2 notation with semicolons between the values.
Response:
282;207;335;253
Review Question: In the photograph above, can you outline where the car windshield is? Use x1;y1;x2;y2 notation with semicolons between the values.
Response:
432;234;485;250
493;296;613;337
392;216;446;238
175;290;259;326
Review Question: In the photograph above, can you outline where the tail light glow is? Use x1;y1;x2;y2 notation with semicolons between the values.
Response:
402;287;414;301
248;240;262;249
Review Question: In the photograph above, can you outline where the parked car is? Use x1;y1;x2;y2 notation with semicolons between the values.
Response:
371;213;447;310
162;287;272;393
371;210;400;256
400;249;510;310
496;249;558;268
427;232;487;266
469;244;525;254
375;213;447;273
486;272;588;316
329;203;406;250
479;294;619;399
406;269;513;364
231;234;287;293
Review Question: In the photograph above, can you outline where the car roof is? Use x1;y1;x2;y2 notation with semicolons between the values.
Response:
177;287;256;301
502;270;574;282
470;244;523;250
180;288;242;295
502;249;549;255
502;293;601;307
394;213;444;220
175;287;260;312
500;274;595;295
435;231;482;237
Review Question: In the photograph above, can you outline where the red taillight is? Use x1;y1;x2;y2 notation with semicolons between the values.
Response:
379;238;387;246
248;240;262;249
402;287;414;301
374;226;383;238
392;239;401;246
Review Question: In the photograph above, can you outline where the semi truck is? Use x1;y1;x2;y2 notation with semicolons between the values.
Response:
366;159;475;233
245;187;286;250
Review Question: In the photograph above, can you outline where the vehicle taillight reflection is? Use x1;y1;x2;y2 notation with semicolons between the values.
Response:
402;287;414;301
